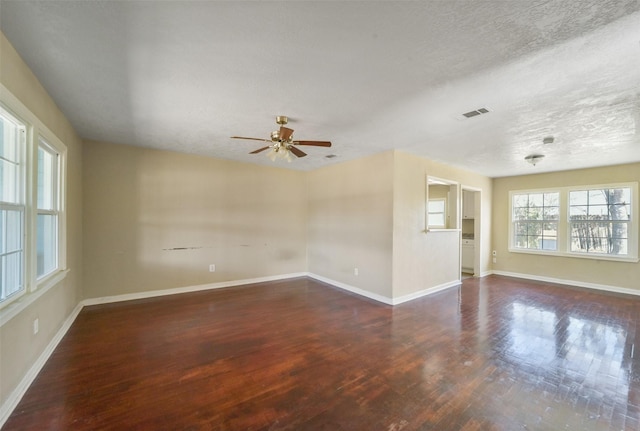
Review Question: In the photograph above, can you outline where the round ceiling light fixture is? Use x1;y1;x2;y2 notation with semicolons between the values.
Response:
525;154;545;166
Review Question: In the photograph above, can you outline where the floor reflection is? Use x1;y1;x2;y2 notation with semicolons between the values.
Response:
458;277;640;430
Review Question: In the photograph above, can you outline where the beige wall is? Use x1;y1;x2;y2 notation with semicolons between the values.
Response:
492;162;640;291
83;141;308;298
306;150;493;302
0;32;83;409
392;151;492;299
307;151;395;299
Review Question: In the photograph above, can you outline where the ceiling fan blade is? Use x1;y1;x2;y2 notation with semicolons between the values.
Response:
288;145;307;158
279;127;294;141
293;140;332;147
250;146;271;154
231;136;272;142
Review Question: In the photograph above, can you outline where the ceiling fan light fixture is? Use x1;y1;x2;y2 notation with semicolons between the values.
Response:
525;154;545;166
268;143;292;162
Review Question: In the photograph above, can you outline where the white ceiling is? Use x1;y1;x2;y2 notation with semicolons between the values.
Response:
1;0;639;177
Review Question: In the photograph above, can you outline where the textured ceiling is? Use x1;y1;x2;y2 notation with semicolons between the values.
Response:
1;0;639;177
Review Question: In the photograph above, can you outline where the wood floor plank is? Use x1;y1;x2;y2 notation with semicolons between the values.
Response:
3;275;640;430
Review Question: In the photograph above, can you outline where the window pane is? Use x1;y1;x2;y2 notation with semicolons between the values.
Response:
529;194;543;206
543;222;557;236
543;206;559;220
588;190;607;205
610;222;628;239
609;204;630;220
544;193;559;207
428;200;444;212
527;222;542;236
587;205;608;219
1;251;23;300
37;144;56;210
37;214;58;278
569;205;587;220
0;111;23;205
514;222;528;236
528;206;543;220
570;190;588;206
527;235;542;250
513;194;529;208
609;239;628;255
429;214;445;227
541;238;557;250
2;209;23;253
514;235;528;248
513;207;528;220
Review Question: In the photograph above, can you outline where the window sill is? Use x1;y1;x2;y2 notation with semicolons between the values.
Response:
508;248;639;263
426;228;461;233
0;269;70;327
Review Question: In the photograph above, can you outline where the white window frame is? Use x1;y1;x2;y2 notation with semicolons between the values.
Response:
0;105;26;303
509;182;638;263
511;190;560;252
0;84;68;314
36;138;61;279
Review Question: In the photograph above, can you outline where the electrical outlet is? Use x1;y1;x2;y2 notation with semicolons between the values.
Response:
493;257;497;264
354;268;359;276
209;264;216;272
33;318;39;335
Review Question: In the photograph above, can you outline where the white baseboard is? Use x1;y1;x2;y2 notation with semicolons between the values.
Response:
307;273;461;305
491;270;640;297
307;273;394;305
83;272;308;306
392;280;461;305
0;301;83;429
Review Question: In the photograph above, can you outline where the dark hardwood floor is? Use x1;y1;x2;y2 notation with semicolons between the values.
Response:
4;275;640;430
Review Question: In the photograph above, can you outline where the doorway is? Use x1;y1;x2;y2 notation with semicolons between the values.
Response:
461;188;480;278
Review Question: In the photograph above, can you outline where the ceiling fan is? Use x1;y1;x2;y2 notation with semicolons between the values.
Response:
231;116;332;161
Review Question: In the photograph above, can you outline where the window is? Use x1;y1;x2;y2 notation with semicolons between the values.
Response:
512;191;559;251
510;183;637;262
428;199;446;229
0;108;25;302
569;187;631;256
0;89;67;309
37;140;59;278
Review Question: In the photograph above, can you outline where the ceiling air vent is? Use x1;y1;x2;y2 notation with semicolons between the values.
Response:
325;154;337;159
462;107;490;118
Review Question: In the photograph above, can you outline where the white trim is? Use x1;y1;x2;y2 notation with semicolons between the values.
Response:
82;272;308;306
391;280;461;305
508;247;640;263
306;273;394;305
306;273;461;305
492;270;640;297
0;300;83;429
